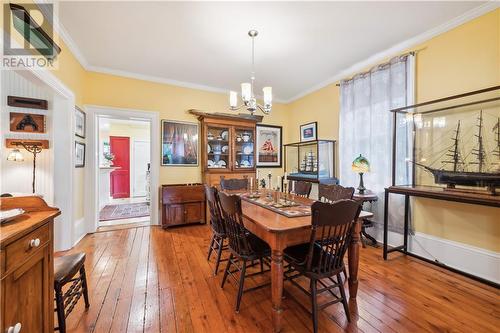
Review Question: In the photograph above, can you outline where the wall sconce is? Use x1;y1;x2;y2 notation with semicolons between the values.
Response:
5;139;48;193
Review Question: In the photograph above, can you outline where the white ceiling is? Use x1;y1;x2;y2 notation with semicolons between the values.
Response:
58;1;490;102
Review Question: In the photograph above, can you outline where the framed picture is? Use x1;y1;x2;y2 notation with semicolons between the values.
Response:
75;141;86;168
300;121;317;142
10;112;45;133
75;107;86;138
161;120;199;166
256;124;282;168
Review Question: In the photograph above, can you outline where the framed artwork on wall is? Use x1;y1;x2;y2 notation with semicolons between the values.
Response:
300;121;317;142
9;112;45;133
75;141;86;168
256;124;282;168
161;120;199;166
75;107;86;138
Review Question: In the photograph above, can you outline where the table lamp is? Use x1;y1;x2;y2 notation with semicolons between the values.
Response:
352;154;370;194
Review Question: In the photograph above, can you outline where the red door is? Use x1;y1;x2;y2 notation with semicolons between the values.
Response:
110;136;130;199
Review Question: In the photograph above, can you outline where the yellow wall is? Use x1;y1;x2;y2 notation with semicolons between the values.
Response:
286;9;500;252
83;72;288;185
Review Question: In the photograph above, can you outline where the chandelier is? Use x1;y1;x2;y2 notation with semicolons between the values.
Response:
229;30;272;115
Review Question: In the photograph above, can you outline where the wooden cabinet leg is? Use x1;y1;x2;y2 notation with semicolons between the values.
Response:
271;249;284;333
348;219;361;298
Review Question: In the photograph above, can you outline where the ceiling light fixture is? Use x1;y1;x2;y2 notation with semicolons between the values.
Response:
229;30;272;115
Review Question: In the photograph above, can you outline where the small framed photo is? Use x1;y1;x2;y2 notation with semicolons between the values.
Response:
75;107;86;138
161;120;199;166
75;141;86;167
256;124;282;168
300;121;317;142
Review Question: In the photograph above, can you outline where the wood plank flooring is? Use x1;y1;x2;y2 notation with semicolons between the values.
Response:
59;225;500;333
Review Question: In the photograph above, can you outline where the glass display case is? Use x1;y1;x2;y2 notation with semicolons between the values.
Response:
284;140;336;183
390;86;500;194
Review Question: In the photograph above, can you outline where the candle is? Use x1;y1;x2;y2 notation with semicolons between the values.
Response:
250;177;253;191
284;172;288;182
291;180;295;193
277;176;281;190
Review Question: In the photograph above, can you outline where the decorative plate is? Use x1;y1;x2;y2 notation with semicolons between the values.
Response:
243;145;253;155
241;160;251;167
221;130;229;141
207;144;211;153
0;208;25;224
222;145;229;153
218;160;227;167
208;159;215;167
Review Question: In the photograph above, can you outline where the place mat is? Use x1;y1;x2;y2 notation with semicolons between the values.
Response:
240;193;311;218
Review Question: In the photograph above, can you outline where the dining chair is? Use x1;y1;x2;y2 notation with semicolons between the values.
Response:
318;184;355;203
220;176;248;191
289;180;312;198
205;185;228;275
283;200;362;333
218;191;271;312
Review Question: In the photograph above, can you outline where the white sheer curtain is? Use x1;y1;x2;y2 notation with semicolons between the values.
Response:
339;54;414;232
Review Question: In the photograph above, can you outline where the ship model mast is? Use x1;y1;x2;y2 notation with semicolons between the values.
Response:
441;120;463;172
469;110;486;172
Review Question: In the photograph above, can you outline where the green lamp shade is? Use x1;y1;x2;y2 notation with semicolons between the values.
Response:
352;154;370;173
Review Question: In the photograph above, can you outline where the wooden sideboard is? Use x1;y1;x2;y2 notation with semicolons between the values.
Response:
160;184;206;228
0;196;60;333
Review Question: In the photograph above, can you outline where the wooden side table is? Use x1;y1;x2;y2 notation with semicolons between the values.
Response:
353;191;378;247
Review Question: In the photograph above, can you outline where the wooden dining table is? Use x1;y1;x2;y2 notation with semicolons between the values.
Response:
236;190;373;333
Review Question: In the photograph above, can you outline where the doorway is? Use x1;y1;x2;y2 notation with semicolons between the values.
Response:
97;116;152;227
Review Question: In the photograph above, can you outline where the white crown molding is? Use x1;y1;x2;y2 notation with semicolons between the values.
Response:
48;1;498;104
283;1;499;104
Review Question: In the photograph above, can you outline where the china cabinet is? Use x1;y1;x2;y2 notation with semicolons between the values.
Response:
189;110;261;188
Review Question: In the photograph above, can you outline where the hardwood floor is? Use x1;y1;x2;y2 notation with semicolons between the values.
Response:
59;225;500;333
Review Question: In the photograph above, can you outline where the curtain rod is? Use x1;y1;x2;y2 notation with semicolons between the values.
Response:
335;50;417;87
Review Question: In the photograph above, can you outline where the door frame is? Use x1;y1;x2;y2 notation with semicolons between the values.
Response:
85;105;160;231
132;139;150;197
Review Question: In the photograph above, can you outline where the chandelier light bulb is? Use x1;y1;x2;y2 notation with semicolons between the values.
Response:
229;91;238;108
241;83;252;102
263;86;272;106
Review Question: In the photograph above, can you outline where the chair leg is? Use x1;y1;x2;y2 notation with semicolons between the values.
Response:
343;266;348;283
221;253;233;288
80;266;90;308
235;259;247;313
310;279;318;333
207;233;215;260
260;258;264;273
337;273;351;322
214;237;224;276
55;284;66;333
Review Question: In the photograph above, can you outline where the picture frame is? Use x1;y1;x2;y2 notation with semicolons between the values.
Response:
75;107;86;138
10;112;45;133
300;121;317;142
75;141;86;168
161;120;199;166
256;124;282;168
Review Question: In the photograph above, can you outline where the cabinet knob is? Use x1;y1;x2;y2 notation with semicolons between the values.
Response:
29;238;41;248
7;323;21;333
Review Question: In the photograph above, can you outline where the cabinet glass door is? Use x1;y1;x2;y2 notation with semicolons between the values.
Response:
206;126;230;169
234;128;254;169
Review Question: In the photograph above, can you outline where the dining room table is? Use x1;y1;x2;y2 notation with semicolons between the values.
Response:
231;189;374;333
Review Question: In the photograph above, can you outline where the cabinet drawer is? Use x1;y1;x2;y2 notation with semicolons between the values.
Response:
162;185;205;204
5;223;50;272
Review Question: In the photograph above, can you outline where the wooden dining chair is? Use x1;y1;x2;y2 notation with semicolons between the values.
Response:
283;200;361;333
318;184;355;203
220;176;248;191
205;185;228;275
218;191;271;312
289;180;312;198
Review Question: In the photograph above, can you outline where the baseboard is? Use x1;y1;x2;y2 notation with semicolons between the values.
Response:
73;217;86;246
366;225;500;285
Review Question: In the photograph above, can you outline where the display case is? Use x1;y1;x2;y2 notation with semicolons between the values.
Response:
189;110;261;188
284;139;336;183
390;85;500;194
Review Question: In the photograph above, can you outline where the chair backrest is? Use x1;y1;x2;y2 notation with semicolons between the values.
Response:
218;192;253;257
220;177;248;191
204;185;225;235
289;180;312;198
306;200;361;275
318;184;354;203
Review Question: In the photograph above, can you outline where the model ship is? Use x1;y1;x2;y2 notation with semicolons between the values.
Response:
300;151;318;173
415;111;500;195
